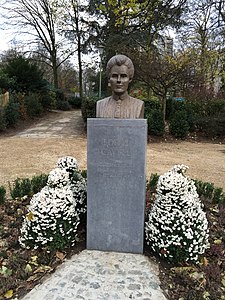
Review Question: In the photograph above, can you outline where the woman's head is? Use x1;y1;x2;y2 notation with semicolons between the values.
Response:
106;55;134;80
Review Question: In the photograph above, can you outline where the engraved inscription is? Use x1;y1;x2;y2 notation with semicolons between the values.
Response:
100;137;131;158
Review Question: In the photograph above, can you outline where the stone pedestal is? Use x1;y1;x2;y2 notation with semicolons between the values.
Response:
87;118;147;254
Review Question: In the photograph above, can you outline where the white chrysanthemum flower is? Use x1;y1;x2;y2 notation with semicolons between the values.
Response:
47;168;70;187
19;157;87;250
145;164;209;263
57;156;78;172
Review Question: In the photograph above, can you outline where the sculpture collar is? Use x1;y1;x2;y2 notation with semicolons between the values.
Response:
111;92;129;101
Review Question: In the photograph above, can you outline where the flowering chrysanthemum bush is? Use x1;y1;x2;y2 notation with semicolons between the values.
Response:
19;156;87;250
145;164;209;263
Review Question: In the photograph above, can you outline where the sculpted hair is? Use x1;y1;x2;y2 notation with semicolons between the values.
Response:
106;55;134;79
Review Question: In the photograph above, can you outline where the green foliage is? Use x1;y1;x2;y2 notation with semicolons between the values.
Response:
40;89;57;109
9;174;48;199
195;116;225;137
4;97;20;127
144;98;161;113
0;69;16;91
185;99;225;137
194;179;225;204
81;97;97;121
3;55;47;92
67;96;82;108
80;169;87;179
146;108;165;136
0;186;6;205
30;174;48;194
170;110;190;138
57;100;71;111
147;173;160;191
54;89;71;111
0;107;6;131
24;93;43;118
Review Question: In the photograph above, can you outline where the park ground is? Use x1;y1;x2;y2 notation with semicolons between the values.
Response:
0;109;224;191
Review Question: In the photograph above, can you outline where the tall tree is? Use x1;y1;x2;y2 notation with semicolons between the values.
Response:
1;0;75;88
176;0;223;97
60;0;93;98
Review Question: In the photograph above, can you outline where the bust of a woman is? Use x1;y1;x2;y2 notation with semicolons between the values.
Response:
96;54;144;119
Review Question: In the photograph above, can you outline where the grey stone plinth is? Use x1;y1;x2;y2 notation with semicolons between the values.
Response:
87;118;147;254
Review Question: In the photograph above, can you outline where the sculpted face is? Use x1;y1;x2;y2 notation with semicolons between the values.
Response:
109;64;132;96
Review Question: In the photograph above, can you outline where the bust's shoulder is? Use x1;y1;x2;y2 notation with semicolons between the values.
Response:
129;96;144;105
97;97;111;105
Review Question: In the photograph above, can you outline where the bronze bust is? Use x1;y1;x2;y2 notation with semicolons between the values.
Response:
96;55;144;119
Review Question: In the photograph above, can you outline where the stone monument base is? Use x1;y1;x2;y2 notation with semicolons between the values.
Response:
87;118;147;254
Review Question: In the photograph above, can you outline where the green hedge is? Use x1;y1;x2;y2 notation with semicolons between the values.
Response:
146;109;165;136
81;97;97;122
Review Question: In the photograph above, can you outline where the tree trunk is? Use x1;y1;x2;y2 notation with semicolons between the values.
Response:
162;93;167;125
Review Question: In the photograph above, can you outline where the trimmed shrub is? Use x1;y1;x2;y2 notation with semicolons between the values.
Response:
9;174;48;199
68;96;82;108
10;178;32;199
170;110;190;138
40;89;57;109
57;100;71;111
144;98;161;116
25;93;43;118
195;116;225;137
194;179;225;204
81;97;97;122
0;186;6;205
146;109;165;136
0;107;6;131
19;156;87;250
31;174;48;194
4;97;20;127
145;165;209;264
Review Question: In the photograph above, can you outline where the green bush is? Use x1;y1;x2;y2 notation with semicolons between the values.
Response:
25;93;43;118
81;97;97;122
9;174;48;199
0;107;6;131
31;174;48;194
195;116;225;137
146;109;165;136
67;96;82;108
144;98;161;115
4;97;20;127
0;186;6;205
194;179;225;204
170;110;190;138
147;173;160;191
57;100;71;111
40;89;57;109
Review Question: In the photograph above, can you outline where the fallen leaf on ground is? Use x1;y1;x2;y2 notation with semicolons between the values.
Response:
56;251;66;261
4;290;13;299
25;264;32;273
34;265;53;274
214;239;222;244
0;266;12;277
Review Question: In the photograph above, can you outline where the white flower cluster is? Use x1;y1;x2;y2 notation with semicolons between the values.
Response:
47;168;70;187
19;156;87;250
57;156;78;173
145;164;209;263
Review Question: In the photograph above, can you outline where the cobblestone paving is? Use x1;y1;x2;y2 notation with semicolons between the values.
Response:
22;250;167;300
